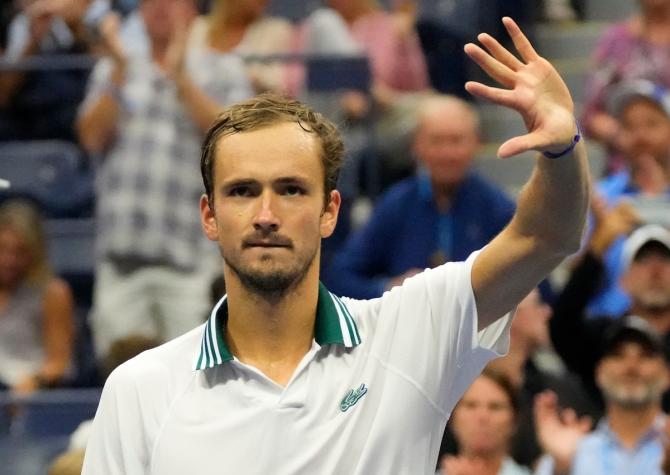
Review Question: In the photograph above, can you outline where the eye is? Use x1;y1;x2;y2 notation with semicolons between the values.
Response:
228;186;252;197
283;185;305;196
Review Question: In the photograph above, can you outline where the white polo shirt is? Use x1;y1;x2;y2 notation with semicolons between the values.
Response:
82;251;512;474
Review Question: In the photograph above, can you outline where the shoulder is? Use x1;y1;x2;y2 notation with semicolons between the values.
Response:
106;325;205;393
42;278;74;306
377;177;421;207
596;21;635;50
464;174;514;207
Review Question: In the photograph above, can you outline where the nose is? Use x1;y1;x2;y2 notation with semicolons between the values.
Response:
252;192;280;234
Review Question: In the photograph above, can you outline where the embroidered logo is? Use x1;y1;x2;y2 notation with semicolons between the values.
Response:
340;383;368;412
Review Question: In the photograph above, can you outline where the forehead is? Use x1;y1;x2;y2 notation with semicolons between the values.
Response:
213;122;323;184
417;104;477;137
620;98;670;123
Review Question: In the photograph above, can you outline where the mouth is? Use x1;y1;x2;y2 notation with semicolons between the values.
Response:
243;242;292;249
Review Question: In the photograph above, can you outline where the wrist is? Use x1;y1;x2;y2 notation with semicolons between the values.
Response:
543;121;582;159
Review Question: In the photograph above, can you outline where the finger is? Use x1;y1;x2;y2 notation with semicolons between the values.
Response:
464;43;515;87
498;132;543;158
561;408;578;425
502;17;539;63
464;81;516;108
477;33;524;71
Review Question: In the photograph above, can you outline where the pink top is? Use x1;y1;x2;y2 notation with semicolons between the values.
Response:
287;10;429;96
582;22;670;134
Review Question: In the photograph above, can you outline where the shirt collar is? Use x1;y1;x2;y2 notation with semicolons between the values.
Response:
194;282;361;370
596;413;667;444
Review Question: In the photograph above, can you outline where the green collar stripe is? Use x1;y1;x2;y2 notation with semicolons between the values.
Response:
194;284;361;371
333;293;360;344
330;293;360;346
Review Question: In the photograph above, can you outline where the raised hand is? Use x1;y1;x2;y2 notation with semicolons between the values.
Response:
534;390;592;473
464;17;577;159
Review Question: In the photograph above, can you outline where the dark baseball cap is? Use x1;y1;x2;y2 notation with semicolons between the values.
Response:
600;316;665;360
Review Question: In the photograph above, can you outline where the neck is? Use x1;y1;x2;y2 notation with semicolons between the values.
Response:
151;40;170;64
459;449;506;474
607;403;661;449
630;305;670;334
431;180;459;212
210;2;254;28
338;3;376;24
206;3;251;52
223;263;320;385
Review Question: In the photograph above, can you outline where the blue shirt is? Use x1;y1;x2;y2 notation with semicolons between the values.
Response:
572;415;665;475
589;171;670;317
323;172;515;299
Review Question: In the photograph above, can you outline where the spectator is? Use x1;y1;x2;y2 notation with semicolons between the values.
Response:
291;0;429;104
551;215;670;408
587;79;670;317
288;0;430;178
415;0;538;98
438;369;531;475
0;200;74;394
581;0;670;174
188;0;292;94
76;0;252;359
535;316;668;475
324;94;514;299
0;0;110;141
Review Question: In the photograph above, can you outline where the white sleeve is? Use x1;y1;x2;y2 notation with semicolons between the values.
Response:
363;250;513;414
81;364;152;475
4;15;30;61
78;57;114;114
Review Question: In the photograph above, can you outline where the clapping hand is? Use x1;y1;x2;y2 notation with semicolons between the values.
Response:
464;17;577;159
534;390;592;473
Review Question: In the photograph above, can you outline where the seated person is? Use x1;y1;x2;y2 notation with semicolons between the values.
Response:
324;94;515;299
581;0;670;174
0;200;74;394
586;79;670;317
551;210;670;408
0;0;110;141
438;369;531;475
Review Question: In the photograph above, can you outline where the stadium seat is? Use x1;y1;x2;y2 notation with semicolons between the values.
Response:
0;140;94;218
8;389;101;438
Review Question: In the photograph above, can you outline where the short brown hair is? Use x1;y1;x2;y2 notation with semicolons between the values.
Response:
200;93;345;206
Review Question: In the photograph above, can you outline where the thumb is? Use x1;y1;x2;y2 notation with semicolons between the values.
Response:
498;132;542;158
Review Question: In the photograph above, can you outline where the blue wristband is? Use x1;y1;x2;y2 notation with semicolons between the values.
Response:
542;123;581;159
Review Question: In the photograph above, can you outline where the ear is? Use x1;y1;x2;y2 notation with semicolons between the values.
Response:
320;190;341;238
200;194;219;242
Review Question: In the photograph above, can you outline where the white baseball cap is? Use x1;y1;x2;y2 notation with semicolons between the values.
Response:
621;224;670;271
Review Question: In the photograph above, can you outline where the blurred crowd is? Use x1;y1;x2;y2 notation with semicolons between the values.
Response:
0;0;669;474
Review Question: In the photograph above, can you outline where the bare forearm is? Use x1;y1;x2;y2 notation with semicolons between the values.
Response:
0;40;40;107
77;65;125;154
510;141;591;256
176;74;224;133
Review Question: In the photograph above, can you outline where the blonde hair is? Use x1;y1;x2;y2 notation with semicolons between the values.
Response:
0;200;52;285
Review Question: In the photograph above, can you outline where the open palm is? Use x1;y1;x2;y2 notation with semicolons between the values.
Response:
464;17;576;159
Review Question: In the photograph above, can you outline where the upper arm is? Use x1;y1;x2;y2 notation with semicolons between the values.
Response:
472;225;560;330
41;278;75;355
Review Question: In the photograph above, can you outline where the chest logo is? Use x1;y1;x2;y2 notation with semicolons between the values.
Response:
340;383;368;412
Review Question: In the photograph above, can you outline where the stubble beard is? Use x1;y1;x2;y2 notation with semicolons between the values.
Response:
223;246;318;302
600;379;664;410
